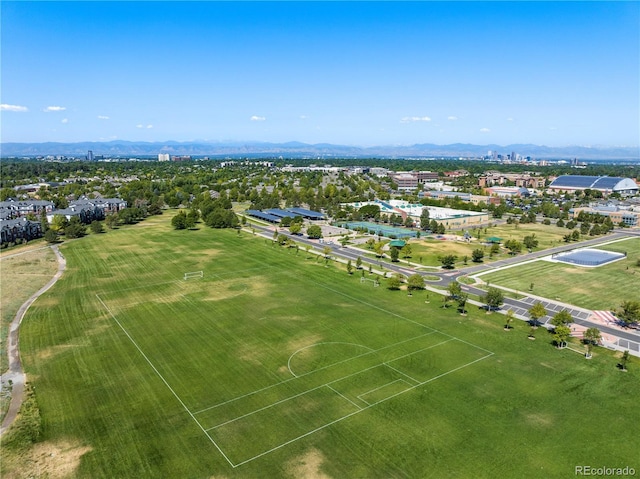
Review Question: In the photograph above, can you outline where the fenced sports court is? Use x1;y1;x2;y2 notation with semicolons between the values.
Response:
550;248;626;267
335;221;418;239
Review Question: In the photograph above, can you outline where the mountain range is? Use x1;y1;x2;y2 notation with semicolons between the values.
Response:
1;140;638;160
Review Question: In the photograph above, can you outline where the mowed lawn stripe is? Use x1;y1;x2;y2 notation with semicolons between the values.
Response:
12;215;639;479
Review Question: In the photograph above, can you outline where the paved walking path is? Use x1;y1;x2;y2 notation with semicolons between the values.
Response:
0;245;66;436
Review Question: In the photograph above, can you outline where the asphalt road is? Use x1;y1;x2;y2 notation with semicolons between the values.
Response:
248;222;639;347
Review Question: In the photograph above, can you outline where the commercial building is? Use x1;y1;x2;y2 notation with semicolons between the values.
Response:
344;199;489;229
548;176;638;196
569;205;639;227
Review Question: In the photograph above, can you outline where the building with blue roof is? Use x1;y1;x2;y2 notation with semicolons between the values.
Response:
264;209;298;218
246;210;282;223
549;176;638;196
286;207;325;220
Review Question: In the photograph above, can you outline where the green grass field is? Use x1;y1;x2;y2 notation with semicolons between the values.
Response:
479;238;640;310
3;213;638;478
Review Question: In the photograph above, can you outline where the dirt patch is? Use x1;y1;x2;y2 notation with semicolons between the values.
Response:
4;440;92;479
287;334;323;354
286;449;332;479
523;412;554;428
36;344;76;361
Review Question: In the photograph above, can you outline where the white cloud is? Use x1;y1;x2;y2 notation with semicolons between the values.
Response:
480;128;491;133
299;115;308;120
506;117;514;121
136;124;144;128
44;106;66;112
400;116;431;123
250;115;266;121
97;115;110;120
61;118;69;124
447;116;458;121
136;124;153;129
146;124;153;129
1;104;28;112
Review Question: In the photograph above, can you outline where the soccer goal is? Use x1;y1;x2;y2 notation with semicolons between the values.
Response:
184;271;204;280
360;276;379;287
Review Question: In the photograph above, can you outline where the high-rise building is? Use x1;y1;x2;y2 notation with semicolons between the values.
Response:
158;153;170;162
87;150;94;161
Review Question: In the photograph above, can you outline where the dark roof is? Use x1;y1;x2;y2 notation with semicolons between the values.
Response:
264;208;298;218
549;175;634;191
246;210;281;223
286;207;325;219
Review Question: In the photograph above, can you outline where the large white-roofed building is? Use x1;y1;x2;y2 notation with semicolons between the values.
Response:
548;175;638;196
343;199;488;229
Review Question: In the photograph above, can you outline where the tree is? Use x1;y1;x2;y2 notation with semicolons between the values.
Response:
504;310;515;330
404;216;414;228
554;325;571;348
307;225;322;239
619;300;640;325
551;309;573;327
523;234;539;250
204;209;239;228
556;218;565;228
105;214;119;229
439;254;457;269
484;287;504;311
619;350;630;371
490;243;500;257
447;281;462;300
277;233;288;245
401;243;412;259
356;257;362;270
50;215;69;233
44;228;58;243
373;242;385;258
456;292;469;315
583;327;602;358
322;246;331;258
528;302;547;327
471;249;484;263
390;247;399;262
387;274;402;290
186;209;199;228
407;274;425;291
420;208;430;229
65;217;86;239
280;216;292;227
90;220;104;234
504;239;522;255
346;259;353;275
171;210;187;230
289;223;302;235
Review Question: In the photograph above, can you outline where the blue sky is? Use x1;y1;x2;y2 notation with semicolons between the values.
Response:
1;1;638;147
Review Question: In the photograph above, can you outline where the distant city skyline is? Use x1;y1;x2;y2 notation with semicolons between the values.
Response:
1;1;638;147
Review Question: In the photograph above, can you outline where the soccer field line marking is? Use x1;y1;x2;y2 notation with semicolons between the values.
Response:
357;379;413;404
95;294;235;468
385;338;455;363
382;363;420;384
326;385;363;410
203;338;456;431
226;351;496;468
204;384;331;431
287;342;375;378
192;331;438;415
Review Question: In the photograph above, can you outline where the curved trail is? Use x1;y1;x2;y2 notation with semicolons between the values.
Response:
0;245;66;436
